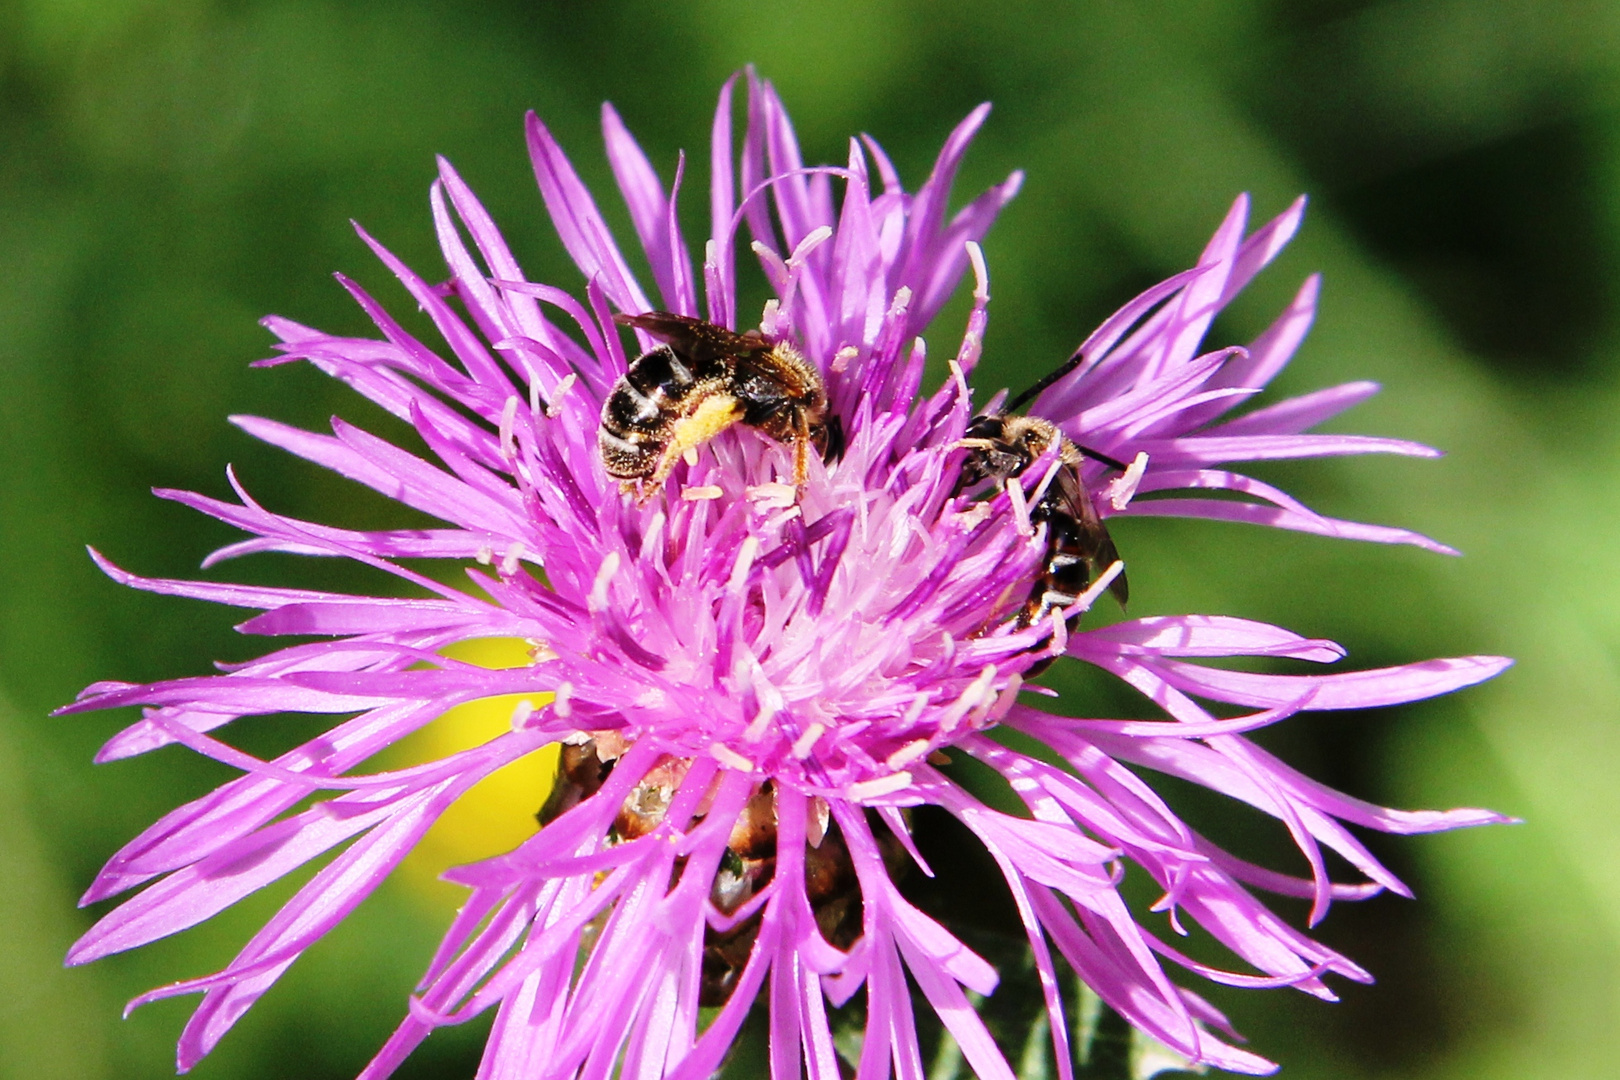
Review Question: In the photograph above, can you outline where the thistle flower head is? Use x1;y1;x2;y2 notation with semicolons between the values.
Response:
63;72;1510;1079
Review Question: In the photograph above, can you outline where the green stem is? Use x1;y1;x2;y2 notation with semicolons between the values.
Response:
1080;1002;1134;1080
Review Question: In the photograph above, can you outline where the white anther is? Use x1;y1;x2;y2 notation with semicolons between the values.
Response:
753;246;790;303
788;226;834;267
500;542;526;576
509;699;535;732
522;358;543;420
475;545;494;566
1029;456;1064;509
747;482;797;507
710;743;755;773
727;536;759;593
808;796;830;847
899;693;930;729
589;551;621;611
1107;451;1150;510
939;665;997;732
499;395;520;460
682;447;700;467
988;673;1023;725
791;721;826;760
1005;477;1032;537
1048;607;1069;656
682;485;723;501
743;713;772;742
741;671;786;742
759;297;783;336
965;240;989;304
552;682;573;719
640;510;666;560
1073;560;1125;613
956;502;993;526
885;740;931;770
546;373;576;419
831;345;859;374
847;772;913;801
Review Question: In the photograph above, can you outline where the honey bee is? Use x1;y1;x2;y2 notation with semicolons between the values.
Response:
958;350;1129;630
538;737;872;1007
598;313;838;496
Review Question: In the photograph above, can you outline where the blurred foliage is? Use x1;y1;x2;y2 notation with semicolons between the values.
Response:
1;0;1617;1077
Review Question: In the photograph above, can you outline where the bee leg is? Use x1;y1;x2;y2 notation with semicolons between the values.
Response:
792;412;811;488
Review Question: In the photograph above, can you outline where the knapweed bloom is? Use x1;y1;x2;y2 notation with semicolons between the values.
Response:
64;73;1509;1079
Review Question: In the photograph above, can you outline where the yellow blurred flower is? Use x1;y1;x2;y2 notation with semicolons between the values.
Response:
387;637;558;908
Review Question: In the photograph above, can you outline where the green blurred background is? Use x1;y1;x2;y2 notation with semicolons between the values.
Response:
2;0;1616;1077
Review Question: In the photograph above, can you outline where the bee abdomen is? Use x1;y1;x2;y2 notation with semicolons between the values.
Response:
596;425;660;479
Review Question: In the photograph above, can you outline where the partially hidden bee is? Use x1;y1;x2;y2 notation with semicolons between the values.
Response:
537;737;874;1006
957;350;1130;631
598;312;839;496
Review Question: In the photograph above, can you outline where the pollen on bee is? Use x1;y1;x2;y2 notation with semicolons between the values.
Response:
664;393;745;472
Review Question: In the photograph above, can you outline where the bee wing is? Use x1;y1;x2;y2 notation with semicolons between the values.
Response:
614;312;765;361
1053;464;1129;607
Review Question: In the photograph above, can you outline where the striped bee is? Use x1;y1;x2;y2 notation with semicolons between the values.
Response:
957;351;1129;629
598;313;838;495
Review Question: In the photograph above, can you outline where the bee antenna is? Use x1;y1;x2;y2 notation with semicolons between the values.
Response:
1005;345;1087;413
1077;445;1129;472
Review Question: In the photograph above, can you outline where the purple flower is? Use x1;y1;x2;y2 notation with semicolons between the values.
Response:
63;72;1510;1079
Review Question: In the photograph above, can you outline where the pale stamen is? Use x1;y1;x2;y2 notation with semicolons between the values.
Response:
545;373;576;419
588;551;621;611
1107;451;1150;510
847;772;913;801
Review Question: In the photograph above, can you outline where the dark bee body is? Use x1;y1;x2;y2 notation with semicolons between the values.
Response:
538;737;868;1007
599;313;837;493
958;412;1128;629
